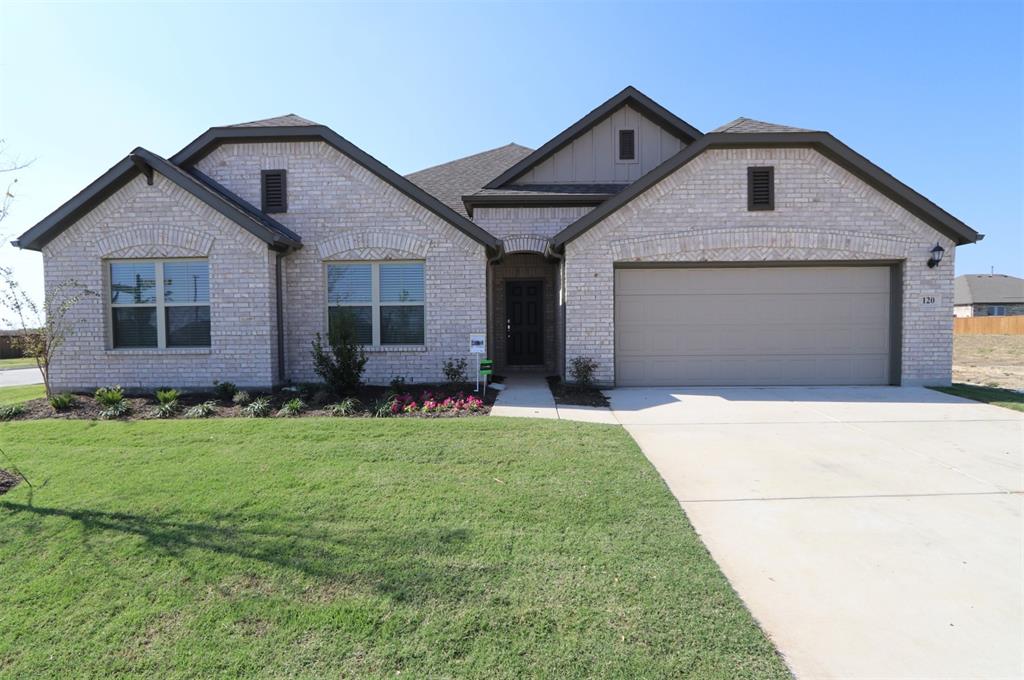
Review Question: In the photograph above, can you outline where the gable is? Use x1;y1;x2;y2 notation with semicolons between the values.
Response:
485;86;701;189
512;104;687;185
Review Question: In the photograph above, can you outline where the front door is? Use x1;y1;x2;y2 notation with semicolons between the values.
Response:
506;280;543;365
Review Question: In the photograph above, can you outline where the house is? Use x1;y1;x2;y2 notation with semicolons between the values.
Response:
14;87;982;391
954;274;1024;317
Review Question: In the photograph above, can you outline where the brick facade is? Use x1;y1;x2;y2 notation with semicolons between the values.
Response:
564;148;957;387
196;141;487;386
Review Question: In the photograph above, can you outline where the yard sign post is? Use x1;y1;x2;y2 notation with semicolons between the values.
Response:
469;334;485;392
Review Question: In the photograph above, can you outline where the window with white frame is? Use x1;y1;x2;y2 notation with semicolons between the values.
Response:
327;261;425;346
109;259;210;348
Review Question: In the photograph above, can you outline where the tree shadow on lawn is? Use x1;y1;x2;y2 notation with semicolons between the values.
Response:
1;502;482;605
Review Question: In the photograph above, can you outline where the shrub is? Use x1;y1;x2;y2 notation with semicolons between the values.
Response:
184;401;217;419
94;386;125;407
311;329;367;396
371;395;396;418
48;392;75;411
155;388;180;405
277;398;304;417
99;400;130;420
389;375;408;394
327;397;360;416
232;390;252;406
213;381;237;401
0;404;25;421
442;357;468;385
242;396;272;418
569;356;599;388
152;401;179;419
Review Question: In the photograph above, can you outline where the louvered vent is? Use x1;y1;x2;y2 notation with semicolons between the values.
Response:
747;166;774;211
261;170;287;213
618;129;636;161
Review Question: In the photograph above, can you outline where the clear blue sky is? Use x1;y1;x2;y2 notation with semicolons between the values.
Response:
1;1;1021;305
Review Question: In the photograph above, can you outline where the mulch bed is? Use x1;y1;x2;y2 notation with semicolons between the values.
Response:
5;383;497;422
0;468;22;495
546;376;610;407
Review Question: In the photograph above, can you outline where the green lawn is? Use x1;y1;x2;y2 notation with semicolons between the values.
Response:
932;383;1024;412
0;418;787;679
0;383;44;406
0;357;36;370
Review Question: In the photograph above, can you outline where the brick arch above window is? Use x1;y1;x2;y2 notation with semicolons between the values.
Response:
316;231;431;261
96;226;214;259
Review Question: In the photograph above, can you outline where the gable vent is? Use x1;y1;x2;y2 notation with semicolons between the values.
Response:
618;129;636;161
261;169;287;213
747;166;774;211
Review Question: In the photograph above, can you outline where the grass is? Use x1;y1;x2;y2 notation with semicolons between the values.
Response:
0;383;45;406
0;418;787;679
0;357;36;370
932;383;1024;412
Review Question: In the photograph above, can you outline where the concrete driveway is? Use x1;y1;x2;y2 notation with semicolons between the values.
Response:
0;367;42;387
609;386;1023;679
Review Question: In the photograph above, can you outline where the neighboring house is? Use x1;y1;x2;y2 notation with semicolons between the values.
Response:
14;87;982;391
953;274;1024;317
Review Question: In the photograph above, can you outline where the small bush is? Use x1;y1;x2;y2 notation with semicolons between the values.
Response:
94;386;125;407
0;404;25;421
442;357;468;385
569;356;599;388
184;401;217;419
242;397;272;418
232;390;252;406
371;395;396;418
277;398;305;417
152;401;179;419
99;400;130;420
48;393;75;411
213;381;237;401
311;326;366;396
155;388;181;405
389;376;408;394
327;397;360;416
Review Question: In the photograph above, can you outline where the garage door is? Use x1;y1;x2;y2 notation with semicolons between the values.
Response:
614;266;893;386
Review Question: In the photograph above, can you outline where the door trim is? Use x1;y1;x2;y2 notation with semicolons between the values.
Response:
611;260;903;386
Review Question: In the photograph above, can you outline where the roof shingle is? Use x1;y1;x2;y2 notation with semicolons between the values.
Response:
710;117;815;134
954;274;1024;305
228;114;320;128
405;143;533;217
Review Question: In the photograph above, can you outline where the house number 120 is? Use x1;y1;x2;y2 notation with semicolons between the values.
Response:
922;296;936;304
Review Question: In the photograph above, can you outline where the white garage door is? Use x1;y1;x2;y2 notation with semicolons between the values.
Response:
614;266;893;386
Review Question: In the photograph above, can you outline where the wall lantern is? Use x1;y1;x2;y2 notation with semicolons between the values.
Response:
927;243;945;268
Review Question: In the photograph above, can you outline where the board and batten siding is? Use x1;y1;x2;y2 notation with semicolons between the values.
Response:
513;105;686;185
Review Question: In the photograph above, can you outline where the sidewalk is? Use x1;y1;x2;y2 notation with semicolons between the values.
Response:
490;374;617;424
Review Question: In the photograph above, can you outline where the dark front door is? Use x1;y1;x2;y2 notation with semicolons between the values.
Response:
506;280;543;365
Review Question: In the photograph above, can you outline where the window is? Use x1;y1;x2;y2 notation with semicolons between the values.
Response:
748;166;774;211
986;305;1007;316
261;169;287;213
327;261;424;345
618;129;636;161
110;260;210;349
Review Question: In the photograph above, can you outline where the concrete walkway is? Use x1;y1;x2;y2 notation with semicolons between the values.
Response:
0;367;43;387
609;386;1024;679
489;374;617;423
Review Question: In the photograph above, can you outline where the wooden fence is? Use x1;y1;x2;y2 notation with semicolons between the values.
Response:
954;316;1024;335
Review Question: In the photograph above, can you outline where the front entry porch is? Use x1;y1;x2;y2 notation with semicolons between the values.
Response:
488;252;561;376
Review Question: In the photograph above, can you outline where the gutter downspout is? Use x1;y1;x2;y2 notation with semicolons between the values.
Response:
545;242;566;380
275;251;285;385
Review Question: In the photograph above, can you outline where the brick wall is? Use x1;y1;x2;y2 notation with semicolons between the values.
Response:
41;174;278;392
197;141;487;385
564;147;958;386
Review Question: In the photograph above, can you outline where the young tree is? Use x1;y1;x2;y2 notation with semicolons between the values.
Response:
0;267;97;397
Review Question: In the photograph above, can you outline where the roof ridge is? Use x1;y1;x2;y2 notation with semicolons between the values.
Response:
405;143;533;178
